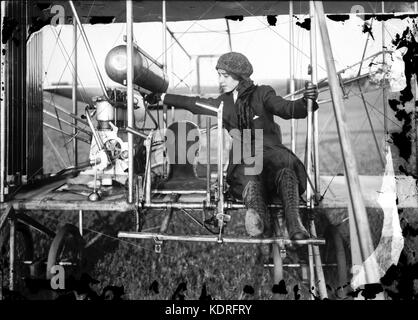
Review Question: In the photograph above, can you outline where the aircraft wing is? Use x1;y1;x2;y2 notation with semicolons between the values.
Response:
33;1;414;25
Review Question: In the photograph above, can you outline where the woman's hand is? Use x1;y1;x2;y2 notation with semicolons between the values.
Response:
303;82;318;101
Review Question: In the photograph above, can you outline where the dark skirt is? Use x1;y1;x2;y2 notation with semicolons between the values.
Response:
226;144;307;201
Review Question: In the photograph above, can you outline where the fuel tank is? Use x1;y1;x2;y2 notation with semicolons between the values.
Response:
105;45;169;93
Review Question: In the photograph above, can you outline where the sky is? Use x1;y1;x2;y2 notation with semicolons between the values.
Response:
40;11;412;94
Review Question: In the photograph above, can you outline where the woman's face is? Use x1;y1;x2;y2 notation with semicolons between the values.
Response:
217;69;239;93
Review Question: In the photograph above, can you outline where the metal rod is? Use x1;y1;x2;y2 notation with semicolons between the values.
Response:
43;99;89;126
72;15;78;167
118;231;326;245
310;2;327;299
144;136;152;205
12;200;136;212
9;218;15;291
289;1;296;153
382;1;388;150
84;107;105;150
68;1;109;100
143;201;308;210
43;110;91;136
125;126;148;139
79;210;83;236
14;212;56;238
217;102;224;241
0;0;6;203
162;105;167;179
225;19;233;52
358;84;385;168
162;0;167;73
310;220;327;299
151;190;207;195
315;1;377;284
127;0;134;203
43;127;69;168
312;4;320;195
283;51;387;99
308;243;315;300
306;1;315;208
43;123;90;144
166;26;192;60
206;117;211;204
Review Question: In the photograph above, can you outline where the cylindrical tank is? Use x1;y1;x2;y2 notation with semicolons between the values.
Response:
105;45;169;93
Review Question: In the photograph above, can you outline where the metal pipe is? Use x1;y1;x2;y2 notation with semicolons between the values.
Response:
72;15;78;167
151;190;207;195
217;102;224;240
78;210;83;236
9;218;15;291
162;105;167;179
1;0;6;203
382;1;388;150
312;6;320;196
142;202;307;210
206;117;211;204
126;0;134;203
308;1;327;300
308;242;315;300
162;0;167;73
43;110;91;136
43;123;90;144
144;136;152;205
68;1;109;100
306;1;315;208
125;126;148;139
118;231;326;245
289;1;296;153
315;1;378;284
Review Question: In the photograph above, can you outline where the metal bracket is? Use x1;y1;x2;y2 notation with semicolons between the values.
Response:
216;213;231;223
153;238;163;254
137;175;144;203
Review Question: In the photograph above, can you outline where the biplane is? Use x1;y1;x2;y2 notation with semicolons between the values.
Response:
0;0;416;300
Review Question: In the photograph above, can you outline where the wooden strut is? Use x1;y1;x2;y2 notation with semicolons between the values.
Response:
315;1;378;284
307;1;327;300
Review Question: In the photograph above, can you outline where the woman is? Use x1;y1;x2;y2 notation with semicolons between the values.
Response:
148;52;318;240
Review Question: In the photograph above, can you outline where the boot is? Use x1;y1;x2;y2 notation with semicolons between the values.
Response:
242;180;266;237
276;169;309;241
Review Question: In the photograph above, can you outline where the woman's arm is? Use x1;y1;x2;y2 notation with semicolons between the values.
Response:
162;93;221;116
262;86;318;119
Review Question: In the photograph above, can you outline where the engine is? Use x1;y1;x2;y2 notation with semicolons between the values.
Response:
80;44;169;189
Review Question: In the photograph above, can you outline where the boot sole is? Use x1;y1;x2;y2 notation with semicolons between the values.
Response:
245;209;264;237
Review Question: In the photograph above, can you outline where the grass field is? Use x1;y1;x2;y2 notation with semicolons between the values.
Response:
3;83;410;300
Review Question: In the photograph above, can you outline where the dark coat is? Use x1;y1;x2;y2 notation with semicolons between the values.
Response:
163;85;317;199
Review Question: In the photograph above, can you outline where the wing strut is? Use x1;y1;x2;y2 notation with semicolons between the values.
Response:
315;1;378;287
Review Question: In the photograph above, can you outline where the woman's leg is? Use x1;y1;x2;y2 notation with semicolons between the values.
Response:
263;147;309;241
227;164;267;237
275;168;309;240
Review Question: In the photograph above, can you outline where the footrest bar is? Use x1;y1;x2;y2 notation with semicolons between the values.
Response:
118;231;325;245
